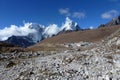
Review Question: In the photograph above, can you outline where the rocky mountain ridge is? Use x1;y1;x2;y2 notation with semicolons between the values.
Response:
99;16;120;28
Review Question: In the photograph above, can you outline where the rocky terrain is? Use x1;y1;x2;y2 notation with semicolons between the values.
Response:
0;26;120;80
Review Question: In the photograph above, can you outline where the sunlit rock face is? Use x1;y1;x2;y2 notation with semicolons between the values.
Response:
105;16;120;26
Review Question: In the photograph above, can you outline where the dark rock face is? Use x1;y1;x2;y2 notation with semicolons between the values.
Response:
6;35;35;47
75;24;81;31
0;41;15;47
106;16;120;26
98;16;120;28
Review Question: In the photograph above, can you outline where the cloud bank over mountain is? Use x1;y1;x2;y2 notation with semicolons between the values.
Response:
0;17;80;41
0;23;36;41
43;24;60;38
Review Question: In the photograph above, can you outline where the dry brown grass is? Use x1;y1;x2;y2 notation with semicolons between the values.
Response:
0;47;25;53
27;43;69;51
0;42;25;53
29;25;120;51
39;25;120;44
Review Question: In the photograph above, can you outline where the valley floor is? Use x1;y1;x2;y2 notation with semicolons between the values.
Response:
0;37;120;80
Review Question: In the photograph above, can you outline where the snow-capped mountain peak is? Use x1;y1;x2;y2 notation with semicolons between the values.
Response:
61;17;80;31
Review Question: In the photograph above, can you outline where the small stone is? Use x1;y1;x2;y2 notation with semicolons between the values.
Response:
29;72;34;75
116;39;120;45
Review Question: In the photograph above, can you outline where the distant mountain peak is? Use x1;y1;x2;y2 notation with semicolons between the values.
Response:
105;16;120;26
6;35;35;47
98;16;120;28
3;17;81;47
61;17;81;31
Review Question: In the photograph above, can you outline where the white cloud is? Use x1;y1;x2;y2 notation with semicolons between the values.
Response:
89;26;94;29
73;12;85;19
59;8;85;19
0;23;36;41
43;24;60;38
59;8;71;16
101;10;119;19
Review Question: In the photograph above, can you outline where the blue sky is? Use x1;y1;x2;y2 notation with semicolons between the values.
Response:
0;0;120;29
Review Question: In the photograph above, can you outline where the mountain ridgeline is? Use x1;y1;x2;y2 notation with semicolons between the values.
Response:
99;16;120;28
5;17;81;47
3;16;120;47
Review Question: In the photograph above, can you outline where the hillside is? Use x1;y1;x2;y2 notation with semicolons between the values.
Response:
40;25;120;43
0;41;24;52
28;25;120;51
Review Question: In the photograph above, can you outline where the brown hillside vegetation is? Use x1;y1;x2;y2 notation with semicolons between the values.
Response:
0;42;24;52
28;25;120;51
40;25;120;43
